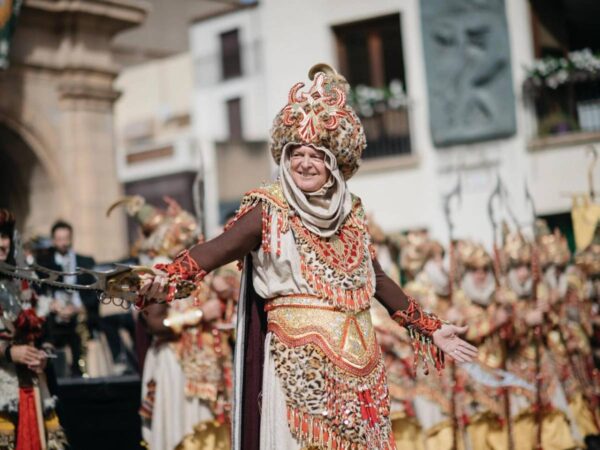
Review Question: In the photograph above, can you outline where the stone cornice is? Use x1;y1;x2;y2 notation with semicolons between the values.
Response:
7;0;149;106
24;0;148;34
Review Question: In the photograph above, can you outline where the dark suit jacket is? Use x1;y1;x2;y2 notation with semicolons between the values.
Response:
35;248;98;330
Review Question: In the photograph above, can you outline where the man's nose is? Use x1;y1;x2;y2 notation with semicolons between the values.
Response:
300;154;311;168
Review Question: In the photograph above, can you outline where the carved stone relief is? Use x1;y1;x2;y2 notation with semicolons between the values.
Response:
421;0;516;146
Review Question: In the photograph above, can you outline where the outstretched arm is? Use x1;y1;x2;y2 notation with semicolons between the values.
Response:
372;258;477;369
189;206;262;272
140;206;262;301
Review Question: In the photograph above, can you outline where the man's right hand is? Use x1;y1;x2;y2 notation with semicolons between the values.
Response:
139;271;170;301
10;345;45;367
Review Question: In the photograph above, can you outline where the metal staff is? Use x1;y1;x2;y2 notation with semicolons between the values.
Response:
442;177;463;450
487;176;515;450
524;184;544;450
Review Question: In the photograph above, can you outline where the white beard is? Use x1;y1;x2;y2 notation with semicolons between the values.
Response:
461;272;496;306
508;269;533;299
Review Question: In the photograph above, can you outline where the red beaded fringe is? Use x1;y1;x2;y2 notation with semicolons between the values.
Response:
285;408;396;450
139;380;156;421
299;260;373;311
225;195;290;268
392;296;444;375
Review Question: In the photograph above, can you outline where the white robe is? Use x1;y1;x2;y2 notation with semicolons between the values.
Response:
141;344;213;450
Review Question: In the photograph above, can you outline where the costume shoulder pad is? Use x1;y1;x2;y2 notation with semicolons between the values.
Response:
346;193;367;230
238;180;289;213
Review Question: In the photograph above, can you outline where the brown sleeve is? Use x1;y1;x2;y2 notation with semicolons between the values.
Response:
188;205;262;272
373;257;410;315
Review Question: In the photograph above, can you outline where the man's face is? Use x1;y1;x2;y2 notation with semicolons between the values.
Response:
514;264;531;285
289;145;330;193
472;266;489;286
53;227;72;255
0;233;10;262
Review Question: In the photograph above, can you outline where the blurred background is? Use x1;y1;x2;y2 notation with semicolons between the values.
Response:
0;0;599;448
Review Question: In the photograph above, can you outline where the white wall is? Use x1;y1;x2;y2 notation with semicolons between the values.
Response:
190;7;270;236
190;0;600;245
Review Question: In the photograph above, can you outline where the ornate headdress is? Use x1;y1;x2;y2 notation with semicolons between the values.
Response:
400;230;429;278
270;63;366;180
457;240;492;271
503;231;532;268
107;196;201;259
399;230;444;279
535;220;570;268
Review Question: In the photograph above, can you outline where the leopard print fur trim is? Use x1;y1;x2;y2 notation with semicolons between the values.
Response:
270;335;396;450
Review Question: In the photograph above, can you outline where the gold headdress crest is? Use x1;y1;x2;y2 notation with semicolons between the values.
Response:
457;240;492;270
503;231;532;267
270;63;366;180
399;230;444;279
367;214;386;245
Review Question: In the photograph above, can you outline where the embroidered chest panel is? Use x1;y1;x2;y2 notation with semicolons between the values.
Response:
234;182;375;311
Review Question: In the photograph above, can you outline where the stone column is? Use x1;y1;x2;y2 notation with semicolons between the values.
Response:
9;0;147;261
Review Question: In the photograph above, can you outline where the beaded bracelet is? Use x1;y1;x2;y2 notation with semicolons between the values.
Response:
392;296;444;374
152;249;208;303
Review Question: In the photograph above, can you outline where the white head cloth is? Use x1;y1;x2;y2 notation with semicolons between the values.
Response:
279;143;352;238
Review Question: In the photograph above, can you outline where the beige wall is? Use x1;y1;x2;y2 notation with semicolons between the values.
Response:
216;141;270;203
115;53;193;149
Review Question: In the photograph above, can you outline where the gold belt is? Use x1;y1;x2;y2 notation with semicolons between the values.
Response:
266;295;380;376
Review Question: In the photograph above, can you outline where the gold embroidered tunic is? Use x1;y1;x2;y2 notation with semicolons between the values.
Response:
235;182;393;449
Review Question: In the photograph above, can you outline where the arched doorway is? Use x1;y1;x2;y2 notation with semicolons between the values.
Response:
0;124;60;238
0;124;36;228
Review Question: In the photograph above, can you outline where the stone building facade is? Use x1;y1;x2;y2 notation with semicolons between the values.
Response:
0;0;147;261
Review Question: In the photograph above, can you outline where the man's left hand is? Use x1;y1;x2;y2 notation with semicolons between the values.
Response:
432;324;478;363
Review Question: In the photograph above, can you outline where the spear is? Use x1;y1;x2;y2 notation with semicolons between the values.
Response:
523;183;545;450
487;176;514;450
442;177;463;450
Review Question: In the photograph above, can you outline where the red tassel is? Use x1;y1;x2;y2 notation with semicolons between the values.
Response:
16;387;41;450
15;309;44;342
